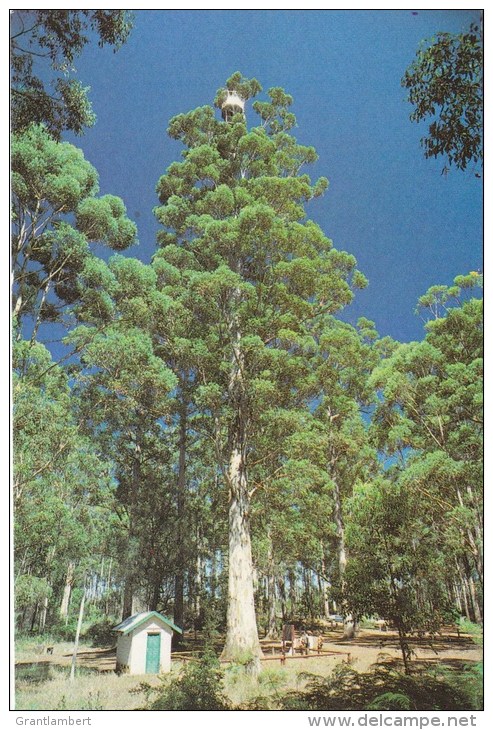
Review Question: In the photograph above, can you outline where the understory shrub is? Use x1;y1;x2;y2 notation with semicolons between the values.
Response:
85;618;117;647
280;661;483;711
141;653;231;711
49;620;79;641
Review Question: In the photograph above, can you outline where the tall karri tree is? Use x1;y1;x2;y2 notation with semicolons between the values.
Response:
154;72;367;661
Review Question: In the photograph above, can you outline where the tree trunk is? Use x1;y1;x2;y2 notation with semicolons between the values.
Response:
456;486;483;585
468;574;482;624
149;581;161;611
396;621;411;675
288;568;297;617
194;531;202;622
459;581;470;620
122;577;134;620
174;396;187;630
333;472;355;639
221;316;262;666
104;558;112;615
70;589;86;681
39;594;49;632
278;578;287;622
303;566;314;619
221;451;262;663
320;550;331;619
265;534;279;639
122;435;142;620
60;561;75;624
30;603;38;633
266;575;278;638
454;558;471;620
459;577;470;620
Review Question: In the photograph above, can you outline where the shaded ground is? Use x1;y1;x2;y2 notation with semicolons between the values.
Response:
15;625;481;678
16;645;117;676
14;626;482;711
256;626;481;674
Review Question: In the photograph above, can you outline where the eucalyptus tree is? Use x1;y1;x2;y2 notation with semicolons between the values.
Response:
10;10;133;137
370;274;483;621
11;124;137;337
69;247;218;626
345;474;455;674
13;337;113;630
250;406;331;633
153;72;366;661
402;22;483;174
66;254;179;618
151;247;215;629
275;316;383;636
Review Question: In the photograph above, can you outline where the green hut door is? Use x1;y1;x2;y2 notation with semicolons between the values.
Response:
145;632;161;673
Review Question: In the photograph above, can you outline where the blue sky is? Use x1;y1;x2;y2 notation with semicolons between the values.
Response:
63;8;482;344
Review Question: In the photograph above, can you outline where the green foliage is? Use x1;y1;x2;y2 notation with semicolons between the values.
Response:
280;662;482;711
449;662;483;709
11;125;137;330
368;692;412;710
402;23;483;173
370;280;483;594
153;72;370;656
76;196;137;250
13;337;116;631
12;62;483;679
214;71;262;110
345;476;450;668
360;278;483;664
144;654;232;711
15;576;52;616
84;619;117;647
10;10;133;137
457;618;483;645
48;620;79;641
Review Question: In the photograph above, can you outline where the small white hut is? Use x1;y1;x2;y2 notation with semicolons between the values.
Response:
113;611;182;675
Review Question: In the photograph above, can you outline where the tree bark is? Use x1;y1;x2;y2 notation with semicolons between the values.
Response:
221;313;262;666
70;589;86;681
303;566;314;619
333;471;355;639
30;603;38;633
287;568;298;617
456;486;483;585
173;395;187;631
221;447;263;662
195;549;202;622
457;577;469;620
468;574;482;624
122;435;142;620
265;534;279;639
104;558;112;615
60;561;75;624
278;577;287;622
39;594;49;632
320;550;331;619
122;577;134;620
396;621;411;675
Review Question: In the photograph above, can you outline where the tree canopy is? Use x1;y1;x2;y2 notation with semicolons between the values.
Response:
402;22;483;173
10;10;133;137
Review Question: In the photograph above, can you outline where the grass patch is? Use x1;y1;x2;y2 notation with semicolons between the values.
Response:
15;667;163;711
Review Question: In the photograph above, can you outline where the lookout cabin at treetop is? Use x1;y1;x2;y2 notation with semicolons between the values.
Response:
113;611;182;674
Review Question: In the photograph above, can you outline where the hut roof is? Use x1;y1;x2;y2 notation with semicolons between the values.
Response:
113;611;182;635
